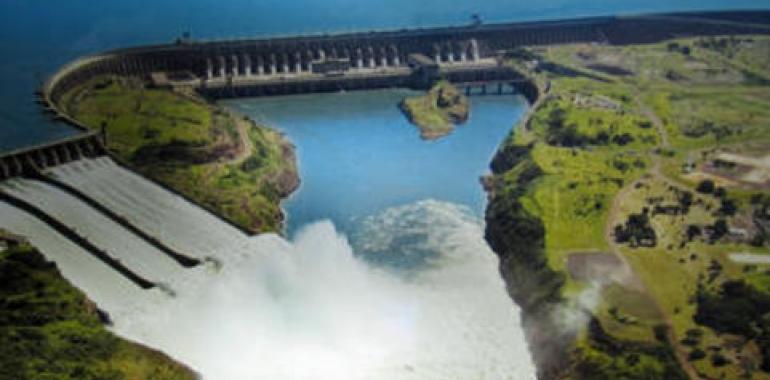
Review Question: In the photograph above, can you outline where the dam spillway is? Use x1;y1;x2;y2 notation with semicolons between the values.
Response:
0;154;541;380
0;157;258;293
0;200;147;304
0;132;105;181
48;158;250;258
1;179;186;283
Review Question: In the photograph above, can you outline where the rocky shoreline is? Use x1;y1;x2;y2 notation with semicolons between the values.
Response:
484;133;575;379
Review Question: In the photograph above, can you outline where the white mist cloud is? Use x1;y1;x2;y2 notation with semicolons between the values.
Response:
0;179;536;380
110;200;537;380
552;281;603;336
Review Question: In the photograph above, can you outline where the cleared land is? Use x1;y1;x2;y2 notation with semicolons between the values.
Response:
492;35;770;379
58;76;298;233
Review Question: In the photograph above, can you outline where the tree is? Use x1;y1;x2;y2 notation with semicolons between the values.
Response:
718;198;738;216
678;191;694;213
711;219;728;241
686;225;702;242
696;179;715;194
612;133;635;146
688;349;706;361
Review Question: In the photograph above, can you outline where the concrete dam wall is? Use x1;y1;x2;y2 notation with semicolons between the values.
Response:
0;157;257;291
18;10;768;175
41;10;770;110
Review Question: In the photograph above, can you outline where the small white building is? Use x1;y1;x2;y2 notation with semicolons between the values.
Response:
729;227;749;239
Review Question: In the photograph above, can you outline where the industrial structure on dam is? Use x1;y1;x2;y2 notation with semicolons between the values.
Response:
3;9;769;182
1;10;769;288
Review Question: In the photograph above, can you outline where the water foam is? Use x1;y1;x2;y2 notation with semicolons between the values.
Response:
115;200;536;379
1;161;536;379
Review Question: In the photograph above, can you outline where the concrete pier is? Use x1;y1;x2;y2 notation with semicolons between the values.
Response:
257;56;265;75
206;58;213;79
244;55;252;76
217;56;226;77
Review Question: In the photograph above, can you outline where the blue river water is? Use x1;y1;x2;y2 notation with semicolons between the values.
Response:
224;90;528;233
1;0;768;152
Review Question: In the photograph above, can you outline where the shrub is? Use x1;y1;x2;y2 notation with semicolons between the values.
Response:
686;225;702;242
711;219;728;241
612;133;635;146
696;180;715;194
711;353;730;367
718;198;738;216
688;349;706;361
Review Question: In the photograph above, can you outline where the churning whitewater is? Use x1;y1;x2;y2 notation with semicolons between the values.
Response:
0;158;536;379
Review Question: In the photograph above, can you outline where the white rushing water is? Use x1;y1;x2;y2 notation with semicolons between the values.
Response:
1;178;185;282
49;158;247;257
0;158;536;380
0;200;151;314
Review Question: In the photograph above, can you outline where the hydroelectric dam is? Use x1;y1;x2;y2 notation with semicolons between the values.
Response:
1;9;770;290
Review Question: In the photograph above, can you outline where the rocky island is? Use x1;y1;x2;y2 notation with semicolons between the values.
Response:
400;81;470;140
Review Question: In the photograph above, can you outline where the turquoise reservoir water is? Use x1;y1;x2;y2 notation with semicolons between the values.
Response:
224;90;528;234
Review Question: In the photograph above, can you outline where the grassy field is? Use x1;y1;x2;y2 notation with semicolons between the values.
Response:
0;242;196;380
492;35;770;379
59;76;298;233
400;80;469;140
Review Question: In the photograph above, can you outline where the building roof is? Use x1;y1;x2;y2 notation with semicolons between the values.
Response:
408;53;438;67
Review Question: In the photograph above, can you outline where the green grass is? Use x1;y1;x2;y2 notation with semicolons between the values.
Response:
594;283;663;343
513;89;653;273
0;244;196;380
492;36;770;379
63;77;212;158
60;76;297;233
573;339;686;380
646;87;770;151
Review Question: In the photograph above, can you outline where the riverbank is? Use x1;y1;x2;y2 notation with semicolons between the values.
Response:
486;35;770;379
56;76;298;234
399;81;469;140
0;237;197;379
